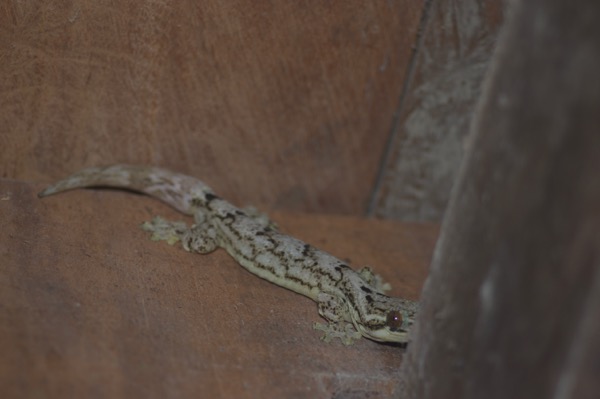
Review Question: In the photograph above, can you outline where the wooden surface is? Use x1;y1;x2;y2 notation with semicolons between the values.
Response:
0;178;438;398
0;0;422;215
370;0;505;220
398;0;600;397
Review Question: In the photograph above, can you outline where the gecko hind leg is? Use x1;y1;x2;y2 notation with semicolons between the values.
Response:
313;322;362;346
141;216;218;254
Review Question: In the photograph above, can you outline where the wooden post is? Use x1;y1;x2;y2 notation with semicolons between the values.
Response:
398;0;600;398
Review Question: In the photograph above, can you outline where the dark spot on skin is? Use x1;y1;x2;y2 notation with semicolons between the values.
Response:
345;290;356;306
204;192;220;203
254;261;277;276
334;264;351;274
365;295;373;304
361;286;373;294
284;274;313;289
386;311;403;332
222;212;238;222
302;244;311;256
185;236;194;248
235;210;245;216
191;197;203;207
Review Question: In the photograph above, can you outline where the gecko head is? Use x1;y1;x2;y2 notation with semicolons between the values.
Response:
354;295;419;344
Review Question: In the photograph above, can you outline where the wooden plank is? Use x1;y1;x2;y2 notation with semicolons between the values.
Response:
0;178;438;398
398;0;600;397
0;1;422;214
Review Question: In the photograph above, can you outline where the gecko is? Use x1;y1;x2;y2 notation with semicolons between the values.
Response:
38;165;418;345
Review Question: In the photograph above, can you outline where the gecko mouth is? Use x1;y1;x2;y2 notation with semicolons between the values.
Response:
356;320;410;343
364;329;409;343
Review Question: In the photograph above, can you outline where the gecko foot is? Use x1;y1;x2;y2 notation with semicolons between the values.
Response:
141;216;187;245
313;322;362;345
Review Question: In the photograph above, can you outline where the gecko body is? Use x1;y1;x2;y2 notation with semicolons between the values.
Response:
39;165;418;344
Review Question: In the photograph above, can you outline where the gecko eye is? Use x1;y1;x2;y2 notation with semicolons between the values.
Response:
386;310;403;331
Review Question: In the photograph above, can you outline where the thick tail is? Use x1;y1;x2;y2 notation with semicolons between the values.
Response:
38;165;215;215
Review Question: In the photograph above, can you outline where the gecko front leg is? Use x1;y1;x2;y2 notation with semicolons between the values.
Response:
357;266;392;293
313;293;361;345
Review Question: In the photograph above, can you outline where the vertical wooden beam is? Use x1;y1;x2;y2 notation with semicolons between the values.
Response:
398;0;600;397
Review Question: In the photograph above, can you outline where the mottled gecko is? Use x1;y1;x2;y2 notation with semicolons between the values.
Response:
39;165;418;345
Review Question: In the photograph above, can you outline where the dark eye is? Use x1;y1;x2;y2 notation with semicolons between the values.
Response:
386;310;403;331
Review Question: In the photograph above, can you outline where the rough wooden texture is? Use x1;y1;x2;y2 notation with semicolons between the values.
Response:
398;0;600;397
0;178;437;398
371;0;505;221
0;0;422;215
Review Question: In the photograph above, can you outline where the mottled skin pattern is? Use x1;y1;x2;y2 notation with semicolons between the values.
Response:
39;165;418;345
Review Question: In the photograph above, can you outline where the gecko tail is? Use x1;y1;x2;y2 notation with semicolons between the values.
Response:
38;164;215;215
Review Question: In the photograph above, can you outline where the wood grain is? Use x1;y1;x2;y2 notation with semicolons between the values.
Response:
0;0;422;215
398;0;600;396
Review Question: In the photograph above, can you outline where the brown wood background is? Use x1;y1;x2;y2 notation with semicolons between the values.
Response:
2;0;596;398
0;0;423;215
0;1;503;220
